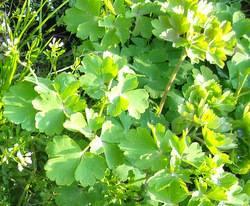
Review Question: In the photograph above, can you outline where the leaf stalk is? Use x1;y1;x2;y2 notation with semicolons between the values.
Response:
157;50;186;115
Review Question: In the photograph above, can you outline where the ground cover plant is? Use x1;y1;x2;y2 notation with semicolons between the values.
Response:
0;0;250;205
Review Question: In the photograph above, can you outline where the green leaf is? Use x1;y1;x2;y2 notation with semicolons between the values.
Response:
27;74;85;135
243;180;250;196
168;130;187;156
107;69;149;119
102;143;124;169
147;170;189;204
227;52;250;90
114;164;145;182
125;89;149;119
64;108;104;138
74;0;101;16
80;54;118;99
119;128;167;171
63;112;91;138
224;184;249;205
152;1;236;68
114;16;132;44
101;29;120;48
64;0;104;41
101;120;126;168
101;119;125;143
77;17;105;41
209;91;237;116
45;135;107;186
202;127;237;155
85;108;105;132
183;143;205;168
75;152;106;187
149;123;171;153
64;8;88;33
89;136;103;154
206;187;227;202
113;0;126;15
54;73;80;99
199;108;222;130
188;196;214;206
217;172;238;188
45;135;82;185
32;81;65;135
55;185;90;206
3;82;37;131
233;18;250;38
133;16;152;39
128;1;161;17
35;109;65;136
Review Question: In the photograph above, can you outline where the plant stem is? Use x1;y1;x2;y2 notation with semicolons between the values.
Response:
126;177;147;186
239;90;250;98
99;97;107;117
17;0;48;42
3;53;19;92
99;80;113;116
14;0;28;36
236;74;249;98
193;136;205;145
157;50;186;115
20;0;70;48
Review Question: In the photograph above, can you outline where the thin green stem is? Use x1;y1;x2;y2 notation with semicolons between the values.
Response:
17;0;48;42
126;177;147;186
14;0;28;36
238;90;250;98
39;0;44;35
3;53;19;92
50;64;73;75
157;50;186;115
99;80;113;116
193;136;205;145
20;0;70;48
99;97;108;117
236;74;249;98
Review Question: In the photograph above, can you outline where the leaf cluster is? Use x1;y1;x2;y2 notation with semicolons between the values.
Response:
1;0;250;205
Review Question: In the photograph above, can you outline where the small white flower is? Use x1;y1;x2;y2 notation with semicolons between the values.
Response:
14;38;19;45
2;42;7;48
160;2;169;12
49;37;64;48
173;5;184;15
24;156;32;164
197;0;213;16
18;164;24;172
25;152;32;157
59;41;64;47
52;37;56;44
17;151;23;159
103;51;113;58
6;38;11;45
2;156;8;163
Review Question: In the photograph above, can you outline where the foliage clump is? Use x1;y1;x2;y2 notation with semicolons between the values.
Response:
0;0;250;205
